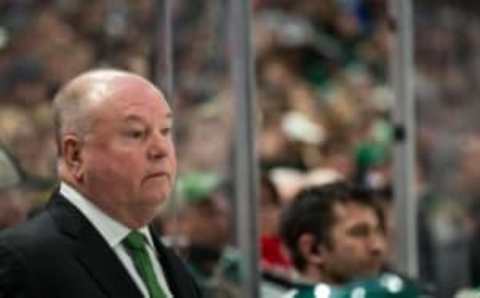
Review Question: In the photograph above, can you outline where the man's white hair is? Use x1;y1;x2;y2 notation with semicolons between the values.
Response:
52;69;147;157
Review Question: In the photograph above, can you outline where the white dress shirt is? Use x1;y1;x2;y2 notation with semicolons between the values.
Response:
60;182;173;298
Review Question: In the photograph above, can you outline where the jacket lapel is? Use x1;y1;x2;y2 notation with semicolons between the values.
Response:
150;229;199;298
48;192;143;298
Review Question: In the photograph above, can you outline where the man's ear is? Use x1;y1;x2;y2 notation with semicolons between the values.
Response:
62;135;84;181
298;233;325;266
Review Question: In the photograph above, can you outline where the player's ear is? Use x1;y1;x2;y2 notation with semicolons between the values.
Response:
298;233;326;266
62;135;85;181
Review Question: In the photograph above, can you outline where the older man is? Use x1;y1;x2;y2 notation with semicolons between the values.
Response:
0;69;201;298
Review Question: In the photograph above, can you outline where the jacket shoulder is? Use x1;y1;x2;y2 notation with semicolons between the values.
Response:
0;241;30;298
0;215;56;298
0;211;59;252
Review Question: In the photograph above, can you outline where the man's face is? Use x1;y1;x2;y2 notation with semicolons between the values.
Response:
79;77;177;216
182;194;231;250
320;201;386;284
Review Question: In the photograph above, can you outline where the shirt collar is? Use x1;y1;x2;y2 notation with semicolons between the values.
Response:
60;182;154;248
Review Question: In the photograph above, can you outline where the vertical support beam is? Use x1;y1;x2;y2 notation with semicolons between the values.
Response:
151;0;180;251
230;0;259;297
151;0;174;101
389;0;418;277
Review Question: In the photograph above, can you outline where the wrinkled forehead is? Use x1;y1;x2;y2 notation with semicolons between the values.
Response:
90;75;171;115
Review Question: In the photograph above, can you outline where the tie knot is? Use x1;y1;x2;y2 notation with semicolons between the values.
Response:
123;231;147;251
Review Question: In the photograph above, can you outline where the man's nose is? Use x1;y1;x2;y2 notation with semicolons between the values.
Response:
369;233;387;256
147;132;169;159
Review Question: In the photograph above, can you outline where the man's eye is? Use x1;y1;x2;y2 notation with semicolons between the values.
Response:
348;225;370;237
161;127;171;136
126;130;145;139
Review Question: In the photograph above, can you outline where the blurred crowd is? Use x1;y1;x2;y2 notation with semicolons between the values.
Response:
1;0;480;297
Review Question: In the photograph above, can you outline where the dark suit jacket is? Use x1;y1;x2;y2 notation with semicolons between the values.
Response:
0;191;202;298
